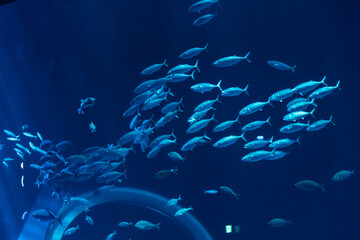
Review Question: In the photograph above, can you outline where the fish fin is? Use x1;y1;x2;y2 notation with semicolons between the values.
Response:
243;84;250;96
194;59;200;72
310;108;316;118
321;75;327;86
267;98;274;107
240;131;247;142
321;183;326;192
217;80;223;91
163;58;168;67
243;51;251;63
190;70;196;80
204;43;209;51
211;113;218;122
266;116;272;126
291;65;297;73
235;193;241;200
215;95;222;104
156;223;161;229
296;136;301;145
329;115;335;126
335;80;341;90
310;98;317;107
235;115;241;124
269;136;274;143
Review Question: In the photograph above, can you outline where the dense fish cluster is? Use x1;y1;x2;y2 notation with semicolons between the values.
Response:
0;0;351;239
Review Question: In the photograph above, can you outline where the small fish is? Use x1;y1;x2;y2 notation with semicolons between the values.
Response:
242;150;273;162
175;206;194;216
280;121;309;133
213;133;247;148
23;132;37;139
306;116;335;132
286;97;308;109
221;84;249;97
191;80;222;94
188;107;216;125
295;180;325;192
186;113;217;134
283;109;315;122
213;116;240;132
267;60;296;72
213;52;251;67
167;71;195;83
204;189;218;195
193;12;217;27
239;99;272;116
168;152;186;162
141;59;168;75
36;132;43;141
166;194;182;208
269;137;300;149
308;80;341;99
134;220;160;230
31;209;62;225
64;225;79;236
89;121;96;133
194;95;221;112
179;43;208;59
85;215;94;225
188;0;220;13
7;137;20;142
293;76;327;94
118;221;133;227
22;211;28;220
154;168;178;179
264;150;290;160
244;137;273;149
331;170;355;182
269;88;294;102
161;98;184;114
241;117;272;132
105;230;117;240
219;186;240;200
287;99;317;112
168;60;200;74
268;218;292;227
4;129;18;138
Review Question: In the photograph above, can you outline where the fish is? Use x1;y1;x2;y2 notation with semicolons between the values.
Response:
295;180;325;192
168;60;200;75
269;88;294;102
149;131;176;149
219;186;240;199
213;133;247;148
264;150;290;160
154;168;178;179
269;137;300;149
191;79;222;93
213;51;251;67
168;152;186;162
56;140;73;152
147;145;161;159
244;137;273;149
287;99;317;112
194;95;221;112
241;117;272;132
7;137;20;142
221;84;249;97
133;77;169;94
31;209;62;225
204;189;218;194
331;170;355;182
268;218;292;227
192;12;217;27
241;150;274;162
4;129;18;138
85;215;94;225
23;132;38;139
105;230;117;240
280;121;309;133
239;99;272;116
89;121;96;133
213;116;240;132
134;220;160;230
188;107;216;125
283;109;315;122
78;97;96;114
158;138;177;148
181;132;211;151
96;171;127;183
267;60;296;72
64;225;79;236
186;113;217;134
167;71;196;83
306;116;335;131
129;112;142;130
118;221;133;227
140;59;168;75
166;194;182;208
37;132;43;141
141;96;168;111
286;97;308;109
175;206;194;216
161;97;184;114
308;80;341;99
188;0;220;13
179;43;208;59
293;76;327;94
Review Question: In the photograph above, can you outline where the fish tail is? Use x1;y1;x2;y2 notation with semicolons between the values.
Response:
190;70;196;80
244;51;251;63
217;80;223;91
171;129;176;140
211;113;218;122
267;98;274;107
306;120;310;126
194;59;200;72
215;95;223;104
310;108;316;118
235;115;241;124
335;80;341;90
269;136;274;143
156;223;161;229
179;194;182;200
291;65;297;73
243;84;250;96
321;75;327;86
163;58;168;67
296;136;301;145
240;131;247;142
266;116;272;126
310;98;317;107
123;169;128;180
321;183;326;192
168;88;175;97
204;42;209;51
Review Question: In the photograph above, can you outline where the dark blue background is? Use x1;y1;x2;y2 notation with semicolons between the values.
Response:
0;0;359;239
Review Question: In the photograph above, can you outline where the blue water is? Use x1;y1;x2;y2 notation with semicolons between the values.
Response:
0;0;359;239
